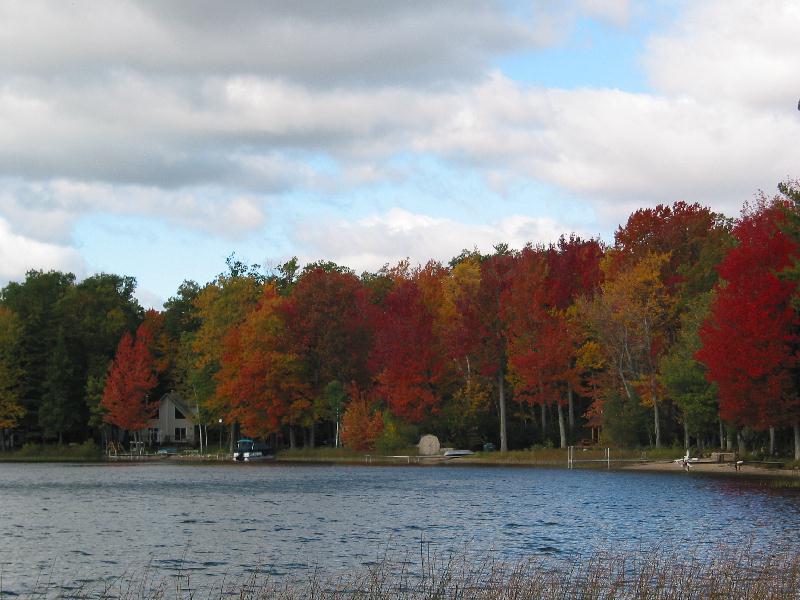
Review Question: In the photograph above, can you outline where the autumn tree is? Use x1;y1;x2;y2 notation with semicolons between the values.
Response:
370;262;450;423
341;385;383;451
697;199;800;458
217;284;310;440
281;265;372;447
503;246;553;443
445;247;517;451
581;252;673;447
440;252;493;446
502;238;602;449
182;256;263;445
544;236;603;436
613;201;732;301
102;322;158;440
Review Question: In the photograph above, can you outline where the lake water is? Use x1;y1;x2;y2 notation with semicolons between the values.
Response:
1;462;799;596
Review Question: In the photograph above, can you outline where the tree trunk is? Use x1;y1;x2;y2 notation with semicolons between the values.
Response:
557;402;567;449
310;422;316;449
737;429;745;454
289;425;296;449
794;420;800;461
567;384;575;430
498;371;508;452
0;429;5;452
719;420;725;449
769;427;775;456
229;423;235;454
653;400;661;448
541;403;547;441
683;420;689;450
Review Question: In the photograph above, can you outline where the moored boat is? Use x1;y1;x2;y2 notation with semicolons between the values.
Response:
443;449;474;457
233;438;274;462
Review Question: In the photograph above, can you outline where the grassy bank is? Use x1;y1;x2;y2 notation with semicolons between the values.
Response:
0;441;103;462
273;446;678;467
21;546;800;599
276;447;373;463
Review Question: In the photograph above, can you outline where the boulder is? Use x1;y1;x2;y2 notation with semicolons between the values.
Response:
418;434;441;456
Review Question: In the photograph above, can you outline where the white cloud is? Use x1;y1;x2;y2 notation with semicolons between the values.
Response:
416;75;800;222
0;216;85;284
0;0;798;270
0;180;269;242
293;208;579;272
645;0;800;112
134;287;164;311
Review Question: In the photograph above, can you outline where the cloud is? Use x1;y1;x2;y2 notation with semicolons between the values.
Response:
0;0;798;255
293;208;580;272
645;0;800;112
579;0;631;27
0;0;539;85
416;75;800;222
134;287;164;311
0;180;268;241
0;216;85;284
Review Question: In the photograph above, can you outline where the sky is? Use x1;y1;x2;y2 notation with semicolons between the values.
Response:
0;0;799;308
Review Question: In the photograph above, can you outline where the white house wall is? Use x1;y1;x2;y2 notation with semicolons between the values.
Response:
145;394;196;445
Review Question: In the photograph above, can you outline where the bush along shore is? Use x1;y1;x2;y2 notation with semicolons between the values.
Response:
16;546;800;600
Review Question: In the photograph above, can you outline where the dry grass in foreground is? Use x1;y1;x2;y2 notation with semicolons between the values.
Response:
21;546;800;600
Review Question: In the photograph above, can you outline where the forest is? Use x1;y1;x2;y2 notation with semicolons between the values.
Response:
1;180;799;459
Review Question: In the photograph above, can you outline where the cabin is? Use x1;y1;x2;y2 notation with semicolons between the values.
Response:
144;392;198;446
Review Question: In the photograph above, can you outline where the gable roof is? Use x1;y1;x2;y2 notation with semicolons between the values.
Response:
160;391;198;421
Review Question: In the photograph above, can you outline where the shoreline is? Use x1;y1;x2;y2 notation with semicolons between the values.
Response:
2;452;799;481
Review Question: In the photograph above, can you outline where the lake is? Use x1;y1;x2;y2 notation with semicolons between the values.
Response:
1;462;799;596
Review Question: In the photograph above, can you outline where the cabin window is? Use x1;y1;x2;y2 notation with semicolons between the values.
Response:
174;427;187;441
174;407;186;419
148;428;159;443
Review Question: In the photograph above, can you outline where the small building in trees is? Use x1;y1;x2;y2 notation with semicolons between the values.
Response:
144;392;197;446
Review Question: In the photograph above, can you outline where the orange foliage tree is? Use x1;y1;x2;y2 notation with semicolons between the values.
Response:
341;385;383;451
217;284;310;440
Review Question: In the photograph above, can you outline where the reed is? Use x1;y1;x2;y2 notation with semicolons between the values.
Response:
17;545;800;600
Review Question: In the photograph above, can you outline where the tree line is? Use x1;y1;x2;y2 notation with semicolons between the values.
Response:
1;180;799;458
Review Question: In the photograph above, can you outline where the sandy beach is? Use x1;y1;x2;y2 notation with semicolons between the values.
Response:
622;459;800;478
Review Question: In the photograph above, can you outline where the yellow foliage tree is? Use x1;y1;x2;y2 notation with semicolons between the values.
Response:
580;251;674;447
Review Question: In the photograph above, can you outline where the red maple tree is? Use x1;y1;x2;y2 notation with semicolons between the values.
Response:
102;322;158;437
370;263;448;422
697;200;800;450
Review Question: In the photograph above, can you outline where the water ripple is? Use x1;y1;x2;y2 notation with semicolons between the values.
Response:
0;463;798;596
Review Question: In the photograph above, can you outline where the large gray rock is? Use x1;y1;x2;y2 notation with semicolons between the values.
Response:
418;434;441;456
